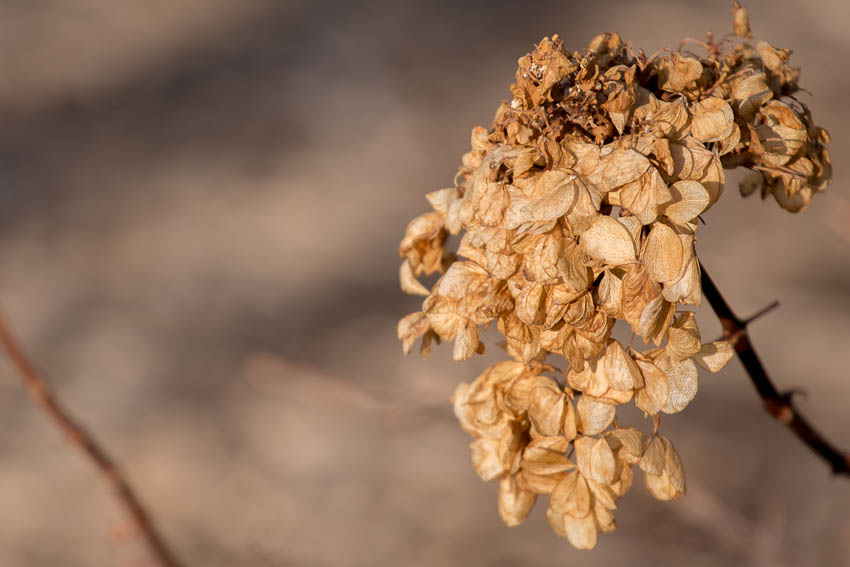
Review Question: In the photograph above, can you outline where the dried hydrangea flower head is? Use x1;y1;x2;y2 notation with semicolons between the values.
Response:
397;2;831;550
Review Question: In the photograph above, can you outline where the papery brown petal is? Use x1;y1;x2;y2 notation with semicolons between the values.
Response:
589;437;617;484
505;374;551;413
657;53;703;92
522;440;574;476
576;396;616;435
400;260;431;296
643;469;678;501
580;216;637;265
587;477;618;511
654;352;699;414
639;435;665;476
453;319;480;361
563;399;579;442
664;180;710;225
520;469;565;495
551;470;592;518
398;311;430;355
564;513;598;549
689;97;735;143
729;73;772;121
666;311;701;361
635;359;670;415
643;223;684;284
662;254;702;306
426;187;461;215
606;427;643;464
593;149;651;189
529;385;566;437
594;502;617;533
597;268;625;319
603;340;644;390
498;475;537;527
546;504;568;538
662;437;686;495
733;0;752;38
525;171;579;221
470;437;505;481
693;340;734;372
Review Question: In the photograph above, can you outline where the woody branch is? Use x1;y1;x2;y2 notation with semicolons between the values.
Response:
0;311;186;567
699;262;850;477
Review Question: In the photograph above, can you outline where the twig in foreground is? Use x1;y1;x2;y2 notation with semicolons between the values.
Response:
0;312;185;567
699;262;850;477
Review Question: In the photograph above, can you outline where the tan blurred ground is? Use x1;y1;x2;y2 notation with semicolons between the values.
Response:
0;1;847;565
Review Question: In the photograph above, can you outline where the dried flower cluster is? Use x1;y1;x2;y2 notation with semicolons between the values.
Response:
397;3;831;549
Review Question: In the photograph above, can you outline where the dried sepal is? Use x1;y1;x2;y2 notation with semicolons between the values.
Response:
663;180;710;225
642;223;684;283
580;215;637;265
576;395;617;435
693;340;734;372
643;436;686;501
498;474;537;527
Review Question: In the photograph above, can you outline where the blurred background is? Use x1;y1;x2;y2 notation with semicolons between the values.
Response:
0;0;847;565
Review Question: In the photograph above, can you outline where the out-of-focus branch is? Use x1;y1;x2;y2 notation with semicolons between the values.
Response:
699;262;850;477
0;312;185;567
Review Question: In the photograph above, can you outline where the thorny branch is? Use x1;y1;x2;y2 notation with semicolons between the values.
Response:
700;262;850;477
0;312;185;567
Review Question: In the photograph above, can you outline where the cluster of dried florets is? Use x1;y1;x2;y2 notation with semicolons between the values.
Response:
397;3;831;549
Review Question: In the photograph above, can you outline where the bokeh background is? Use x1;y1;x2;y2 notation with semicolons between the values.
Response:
0;1;847;565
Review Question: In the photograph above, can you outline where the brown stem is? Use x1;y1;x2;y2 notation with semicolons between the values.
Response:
0;312;185;566
699;262;850;477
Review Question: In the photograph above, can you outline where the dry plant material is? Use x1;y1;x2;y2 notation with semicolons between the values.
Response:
397;2;834;549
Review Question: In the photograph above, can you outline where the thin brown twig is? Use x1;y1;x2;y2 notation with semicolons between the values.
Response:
699;262;850;477
0;312;185;567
